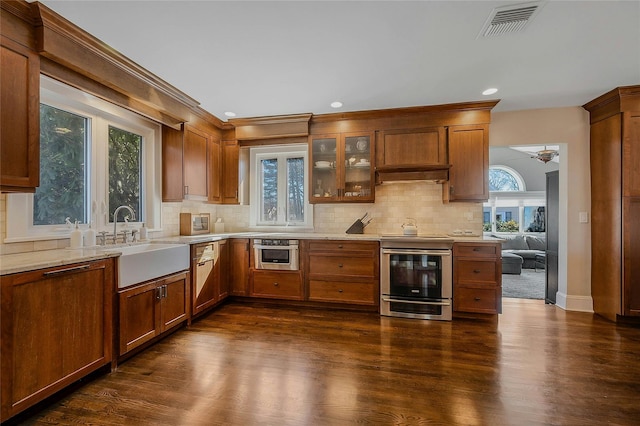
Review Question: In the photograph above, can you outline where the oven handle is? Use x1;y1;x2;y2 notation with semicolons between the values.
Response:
254;244;296;250
381;248;451;256
381;297;451;306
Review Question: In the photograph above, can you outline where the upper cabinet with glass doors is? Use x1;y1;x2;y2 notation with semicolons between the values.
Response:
309;132;375;203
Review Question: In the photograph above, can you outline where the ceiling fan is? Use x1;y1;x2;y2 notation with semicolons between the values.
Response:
532;147;559;163
504;145;560;163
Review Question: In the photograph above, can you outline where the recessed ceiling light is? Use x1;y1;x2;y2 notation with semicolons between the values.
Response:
224;111;236;117
330;101;343;108
482;88;498;96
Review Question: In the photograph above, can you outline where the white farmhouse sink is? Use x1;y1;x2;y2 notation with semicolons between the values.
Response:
110;243;190;288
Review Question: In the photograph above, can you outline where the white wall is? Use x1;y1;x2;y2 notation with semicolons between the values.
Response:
491;107;592;312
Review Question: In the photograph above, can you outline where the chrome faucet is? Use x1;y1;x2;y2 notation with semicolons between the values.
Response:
113;205;135;244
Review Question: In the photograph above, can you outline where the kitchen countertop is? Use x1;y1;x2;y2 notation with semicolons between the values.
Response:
0;247;122;276
1;232;500;275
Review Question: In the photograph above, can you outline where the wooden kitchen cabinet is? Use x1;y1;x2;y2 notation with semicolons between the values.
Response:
162;123;225;203
222;140;239;204
1;36;40;193
230;238;250;296
250;270;304;300
118;271;190;356
191;240;229;318
208;134;222;203
309;132;375;203
453;242;502;315
375;127;450;183
583;86;640;321
183;124;209;200
191;242;218;317
1;259;114;422
444;125;489;202
306;240;379;307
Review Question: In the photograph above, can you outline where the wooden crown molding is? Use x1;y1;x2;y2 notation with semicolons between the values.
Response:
30;1;201;125
582;85;640;124
311;100;500;124
229;113;312;140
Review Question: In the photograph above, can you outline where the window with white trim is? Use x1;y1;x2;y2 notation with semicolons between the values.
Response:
249;144;313;229
6;76;162;242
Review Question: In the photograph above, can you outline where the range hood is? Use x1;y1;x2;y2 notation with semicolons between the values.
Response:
375;164;451;184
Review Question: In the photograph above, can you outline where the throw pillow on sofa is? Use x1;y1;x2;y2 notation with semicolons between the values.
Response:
525;235;546;251
500;235;529;250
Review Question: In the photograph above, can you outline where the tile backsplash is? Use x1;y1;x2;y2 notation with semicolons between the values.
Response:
1;182;482;255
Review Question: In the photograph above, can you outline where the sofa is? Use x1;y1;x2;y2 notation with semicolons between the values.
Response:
499;235;546;275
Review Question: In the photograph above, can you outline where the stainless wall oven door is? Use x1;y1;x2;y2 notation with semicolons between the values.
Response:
253;239;299;271
380;248;452;320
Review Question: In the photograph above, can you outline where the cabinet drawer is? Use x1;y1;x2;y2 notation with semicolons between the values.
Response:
308;240;378;254
308;280;376;305
309;255;375;277
456;260;497;283
455;287;499;314
251;271;303;300
454;243;499;258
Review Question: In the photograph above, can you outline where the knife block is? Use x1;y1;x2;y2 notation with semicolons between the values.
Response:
345;219;364;234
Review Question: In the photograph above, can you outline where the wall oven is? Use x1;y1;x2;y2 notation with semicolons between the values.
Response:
380;236;453;320
253;239;299;271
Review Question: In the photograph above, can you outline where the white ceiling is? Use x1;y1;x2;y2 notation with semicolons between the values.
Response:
38;0;639;121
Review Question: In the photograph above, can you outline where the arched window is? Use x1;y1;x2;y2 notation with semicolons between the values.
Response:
489;165;526;192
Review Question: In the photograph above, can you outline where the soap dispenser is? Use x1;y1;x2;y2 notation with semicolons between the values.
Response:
84;222;97;247
70;220;83;249
139;223;148;240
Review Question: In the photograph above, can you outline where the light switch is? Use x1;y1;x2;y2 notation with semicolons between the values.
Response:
579;212;589;223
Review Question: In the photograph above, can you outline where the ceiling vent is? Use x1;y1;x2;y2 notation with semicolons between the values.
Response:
478;2;543;38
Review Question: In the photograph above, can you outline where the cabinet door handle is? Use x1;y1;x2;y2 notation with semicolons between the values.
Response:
163;285;168;298
156;287;163;300
43;264;91;276
184;185;189;195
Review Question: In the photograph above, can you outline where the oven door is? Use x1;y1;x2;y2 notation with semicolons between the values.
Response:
254;244;299;270
380;248;452;320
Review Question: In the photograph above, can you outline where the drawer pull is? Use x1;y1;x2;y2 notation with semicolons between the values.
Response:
338;245;343;249
473;269;481;273
273;282;279;287
338;263;343;268
473;248;481;251
338;289;343;293
474;297;481;301
43;264;91;276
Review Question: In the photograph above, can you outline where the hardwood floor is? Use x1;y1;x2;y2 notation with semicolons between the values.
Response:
14;299;640;425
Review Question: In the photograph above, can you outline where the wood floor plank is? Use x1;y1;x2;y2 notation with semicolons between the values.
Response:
13;299;640;425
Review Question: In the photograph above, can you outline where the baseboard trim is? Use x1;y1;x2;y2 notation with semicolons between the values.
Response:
555;292;594;312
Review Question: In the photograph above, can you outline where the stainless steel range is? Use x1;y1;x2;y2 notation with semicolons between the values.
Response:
380;235;454;321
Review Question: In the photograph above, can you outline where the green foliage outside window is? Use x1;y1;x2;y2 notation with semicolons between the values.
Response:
496;220;520;232
34;104;86;225
108;126;142;222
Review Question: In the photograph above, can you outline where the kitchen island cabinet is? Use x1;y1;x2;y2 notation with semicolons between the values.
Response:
306;240;379;307
453;242;502;315
118;271;190;357
1;35;40;193
1;259;114;422
309;132;375;203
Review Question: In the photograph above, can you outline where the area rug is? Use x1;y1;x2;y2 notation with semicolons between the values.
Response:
502;269;545;299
